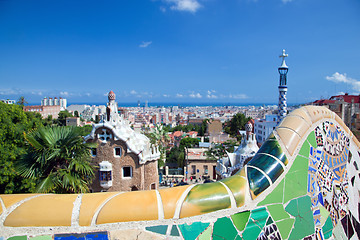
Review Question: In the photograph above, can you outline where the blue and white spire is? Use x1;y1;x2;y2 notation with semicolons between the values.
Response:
277;49;289;125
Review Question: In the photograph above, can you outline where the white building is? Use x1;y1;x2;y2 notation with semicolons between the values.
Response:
41;97;67;110
254;114;278;144
216;121;259;179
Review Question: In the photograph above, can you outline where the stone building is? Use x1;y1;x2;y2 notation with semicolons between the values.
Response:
186;147;217;181
84;91;160;192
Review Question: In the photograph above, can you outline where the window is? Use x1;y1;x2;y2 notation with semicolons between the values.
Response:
114;147;122;157
123;166;132;178
191;165;196;175
99;171;111;181
91;148;97;157
203;165;208;175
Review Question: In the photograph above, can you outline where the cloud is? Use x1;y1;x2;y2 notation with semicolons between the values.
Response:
189;92;202;98
229;94;248;99
176;93;184;98
139;41;152;48
282;0;293;3
60;91;69;97
325;72;360;91
130;90;137;95
206;90;217;99
164;0;201;13
163;94;170;97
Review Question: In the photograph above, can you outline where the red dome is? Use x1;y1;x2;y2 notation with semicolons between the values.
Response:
108;91;116;101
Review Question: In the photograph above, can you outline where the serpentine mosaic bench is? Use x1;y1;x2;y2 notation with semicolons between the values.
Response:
1;106;359;239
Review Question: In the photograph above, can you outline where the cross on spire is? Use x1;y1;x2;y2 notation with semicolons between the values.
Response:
279;49;288;68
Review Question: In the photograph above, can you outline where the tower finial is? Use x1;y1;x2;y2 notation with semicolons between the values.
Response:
279;49;288;68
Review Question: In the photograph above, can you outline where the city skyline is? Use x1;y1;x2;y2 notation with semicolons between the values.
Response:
0;0;359;104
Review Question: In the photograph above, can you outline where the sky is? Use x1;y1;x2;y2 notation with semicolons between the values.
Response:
0;0;360;105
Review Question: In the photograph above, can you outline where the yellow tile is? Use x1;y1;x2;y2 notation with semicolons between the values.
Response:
179;182;231;218
96;190;158;224
288;108;312;125
278;115;311;139
4;194;77;227
158;185;191;219
221;174;247;207
0;194;39;209
276;128;301;156
79;192;119;226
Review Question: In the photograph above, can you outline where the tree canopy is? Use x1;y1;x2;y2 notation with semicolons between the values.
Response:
224;113;251;140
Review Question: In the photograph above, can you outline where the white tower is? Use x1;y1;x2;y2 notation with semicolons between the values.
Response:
277;49;289;125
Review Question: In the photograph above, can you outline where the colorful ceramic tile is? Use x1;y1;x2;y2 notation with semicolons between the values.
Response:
145;225;168;235
288;108;312;125
307;131;317;148
319;205;330;226
258;178;284;205
275;218;295;239
79;192;119;226
279;115;311;138
255;138;288;165
267;204;290;222
178;222;209;240
248;153;284;184
241;218;262;240
29;236;52;240
220;174;246;207
285;196;315;240
85;232;108;240
266;216;274;225
0;194;39;209
250;207;268;230
7;236;27;240
4;194;77;227
170;225;180;237
322;216;333;239
179;182;231;218
341;215;354;239
231;210;250;231
283;170;308;203
298;139;311;158
351;215;360;239
331;220;346;240
212;217;238;240
55;233;85;240
96;190;158;224
198;226;212;240
276;127;301;156
289;155;309;174
158;185;191;219
247;166;271;198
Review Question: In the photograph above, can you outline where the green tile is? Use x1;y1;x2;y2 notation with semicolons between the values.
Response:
8;237;27;240
235;235;243;240
247;166;271;197
298;140;311;158
179;222;210;240
288;155;309;174
221;175;246;207
285;196;315;240
283;170;308;203
242;219;262;240
276;218;295;239
319;205;330;226
248;153;284;184
266;216;274;225
231;210;250;231
170;225;180;237
259;179;284;205
307;131;317;148
322;216;333;238
250;207;268;230
198;226;212;240
267;204;290;221
212;217;238;240
145;225;168;235
331;222;345;240
29;236;52;240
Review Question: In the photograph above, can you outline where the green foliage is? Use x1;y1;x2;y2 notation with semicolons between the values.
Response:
0;102;43;193
179;137;200;149
224;113;251;140
74;111;79;117
166;147;185;168
16;96;28;106
17;126;96;193
168;119;208;136
204;139;239;160
53;110;74;126
76;125;93;137
146;125;171;163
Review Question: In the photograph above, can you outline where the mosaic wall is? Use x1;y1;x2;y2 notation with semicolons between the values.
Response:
0;106;359;239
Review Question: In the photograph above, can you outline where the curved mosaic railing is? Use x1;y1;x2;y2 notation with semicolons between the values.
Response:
1;106;359;239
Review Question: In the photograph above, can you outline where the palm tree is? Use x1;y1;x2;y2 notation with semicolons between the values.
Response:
147;125;170;166
17;126;96;193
